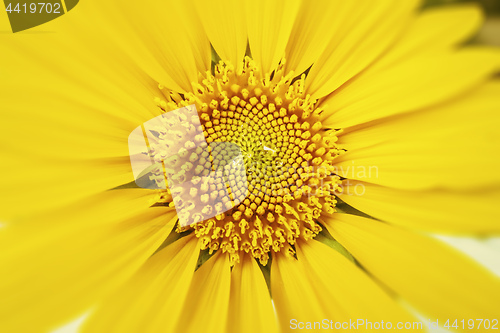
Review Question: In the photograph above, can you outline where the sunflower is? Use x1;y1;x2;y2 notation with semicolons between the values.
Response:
1;0;500;332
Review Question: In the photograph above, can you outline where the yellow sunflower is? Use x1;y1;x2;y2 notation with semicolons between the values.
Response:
1;0;500;332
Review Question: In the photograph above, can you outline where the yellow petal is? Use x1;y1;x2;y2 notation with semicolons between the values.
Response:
0;155;140;219
325;213;500;328
0;189;175;332
82;234;200;333
245;0;300;74
284;0;352;75
76;0;210;92
298;240;417;322
333;81;500;190
322;48;500;129
0;17;168;217
337;180;500;234
227;254;278;333
175;252;231;333
193;0;247;71
271;251;329;328
305;0;420;99
272;241;415;332
7;0;209;93
368;4;484;73
2;30;160;156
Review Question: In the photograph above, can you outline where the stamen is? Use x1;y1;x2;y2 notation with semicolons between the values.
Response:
154;57;342;266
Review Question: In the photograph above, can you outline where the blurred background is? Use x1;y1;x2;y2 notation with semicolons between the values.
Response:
425;0;500;46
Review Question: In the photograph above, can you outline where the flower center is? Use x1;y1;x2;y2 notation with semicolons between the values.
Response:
154;57;342;265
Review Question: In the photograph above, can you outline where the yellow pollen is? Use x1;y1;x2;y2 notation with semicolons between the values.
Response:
153;57;342;266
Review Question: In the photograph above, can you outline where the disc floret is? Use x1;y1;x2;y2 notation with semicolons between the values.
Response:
153;57;342;265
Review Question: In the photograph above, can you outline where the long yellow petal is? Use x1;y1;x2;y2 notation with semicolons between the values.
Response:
333;81;500;190
305;0;420;99
336;180;500;234
368;4;484;73
322;48;500;129
174;252;231;333
0;189;175;332
298;240;417;323
284;0;351;75
1;29;160;157
325;213;500;330
8;0;210;93
82;234;200;333
0;155;140;219
272;241;417;332
227;254;278;333
245;0;300;74
0;15;170;217
76;0;210;92
271;251;330;330
193;0;247;71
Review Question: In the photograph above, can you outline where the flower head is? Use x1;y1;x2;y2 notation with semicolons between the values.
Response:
1;0;500;332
